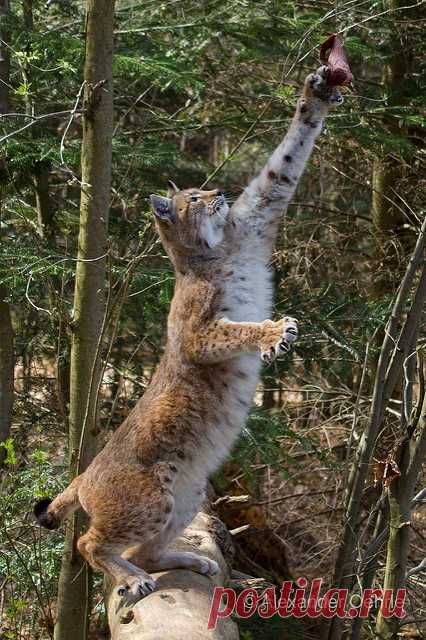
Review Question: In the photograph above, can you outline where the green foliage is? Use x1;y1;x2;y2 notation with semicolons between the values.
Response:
0;455;66;639
232;408;337;488
0;438;17;465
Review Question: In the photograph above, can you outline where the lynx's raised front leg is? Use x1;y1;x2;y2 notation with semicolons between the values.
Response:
230;66;343;243
184;316;298;364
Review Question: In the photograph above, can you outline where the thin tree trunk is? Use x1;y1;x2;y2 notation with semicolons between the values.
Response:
54;1;114;639
0;0;14;468
350;505;388;640
352;326;421;640
370;0;413;299
34;162;55;241
0;287;14;467
0;0;10;116
375;486;411;640
376;385;426;638
20;0;55;240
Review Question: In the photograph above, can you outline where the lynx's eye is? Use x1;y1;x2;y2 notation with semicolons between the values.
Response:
190;195;199;202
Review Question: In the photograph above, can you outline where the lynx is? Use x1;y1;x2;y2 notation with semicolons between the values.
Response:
35;67;342;604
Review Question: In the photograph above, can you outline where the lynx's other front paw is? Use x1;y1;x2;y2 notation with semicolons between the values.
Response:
302;66;343;109
145;550;220;576
193;555;220;576
260;317;298;363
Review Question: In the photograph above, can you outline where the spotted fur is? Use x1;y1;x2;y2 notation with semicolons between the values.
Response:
34;68;342;605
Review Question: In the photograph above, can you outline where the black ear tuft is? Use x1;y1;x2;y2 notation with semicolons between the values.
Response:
34;497;59;530
150;195;175;224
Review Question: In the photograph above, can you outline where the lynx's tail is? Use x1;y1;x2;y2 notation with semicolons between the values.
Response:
34;475;83;530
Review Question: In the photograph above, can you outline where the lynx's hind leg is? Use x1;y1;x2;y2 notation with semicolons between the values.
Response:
78;530;157;603
77;463;176;606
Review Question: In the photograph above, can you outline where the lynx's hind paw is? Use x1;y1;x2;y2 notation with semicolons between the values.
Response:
117;573;156;605
197;556;220;576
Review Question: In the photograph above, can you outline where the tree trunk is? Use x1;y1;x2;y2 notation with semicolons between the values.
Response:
34;162;55;241
0;287;14;467
0;0;10;116
54;1;114;639
108;512;239;640
375;485;411;640
370;0;413;299
376;384;426;639
0;0;14;468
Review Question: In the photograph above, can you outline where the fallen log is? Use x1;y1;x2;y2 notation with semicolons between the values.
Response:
108;512;239;640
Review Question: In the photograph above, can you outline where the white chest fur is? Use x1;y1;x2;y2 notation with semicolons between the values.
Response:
174;251;273;512
222;249;273;323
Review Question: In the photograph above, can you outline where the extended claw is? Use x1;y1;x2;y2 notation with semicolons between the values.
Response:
278;340;290;353
116;574;156;606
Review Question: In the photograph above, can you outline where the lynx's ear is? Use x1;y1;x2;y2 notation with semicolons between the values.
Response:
150;195;175;224
167;180;179;198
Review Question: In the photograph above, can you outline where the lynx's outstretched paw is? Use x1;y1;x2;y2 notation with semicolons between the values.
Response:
260;317;298;363
302;66;343;108
117;573;156;605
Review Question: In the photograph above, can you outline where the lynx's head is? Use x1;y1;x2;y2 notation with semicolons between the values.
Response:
150;182;229;259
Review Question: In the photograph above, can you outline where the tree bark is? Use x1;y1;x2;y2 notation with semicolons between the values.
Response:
376;386;426;639
0;0;14;468
0;287;14;467
0;0;10;116
54;1;114;639
108;512;239;640
33;162;55;241
370;0;414;298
